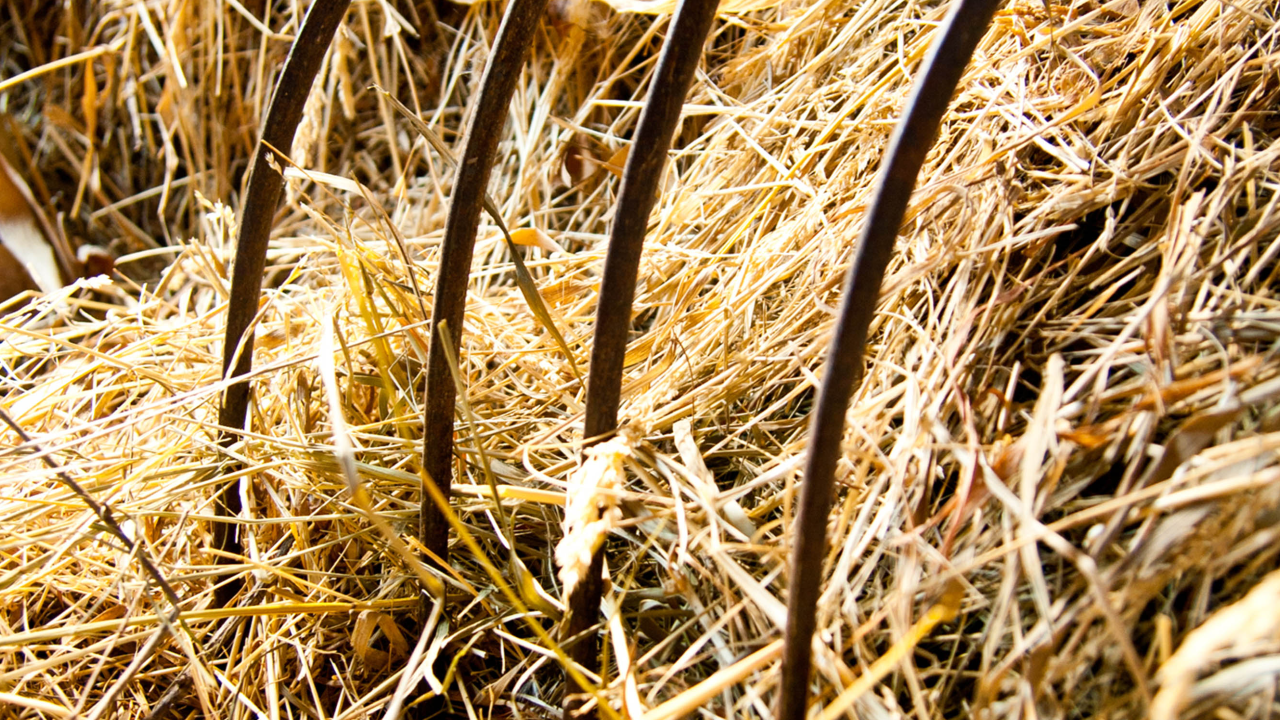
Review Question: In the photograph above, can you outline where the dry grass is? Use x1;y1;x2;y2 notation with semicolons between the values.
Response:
2;0;1280;718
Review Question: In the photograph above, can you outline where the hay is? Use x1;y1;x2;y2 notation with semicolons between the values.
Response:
2;0;1279;718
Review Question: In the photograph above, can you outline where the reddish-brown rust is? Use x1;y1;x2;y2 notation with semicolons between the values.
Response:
776;3;1000;719
214;0;352;609
420;0;550;567
567;0;721;715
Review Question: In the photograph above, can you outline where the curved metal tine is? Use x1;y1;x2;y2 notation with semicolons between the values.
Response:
564;0;720;715
420;0;550;571
775;2;1001;718
213;0;352;609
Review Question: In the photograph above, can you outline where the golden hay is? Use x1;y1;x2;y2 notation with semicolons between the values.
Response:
2;0;1279;718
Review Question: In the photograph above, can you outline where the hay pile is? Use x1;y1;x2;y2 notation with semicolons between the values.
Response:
2;0;1279;718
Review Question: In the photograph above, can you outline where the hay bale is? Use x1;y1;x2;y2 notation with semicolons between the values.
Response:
1;0;1278;717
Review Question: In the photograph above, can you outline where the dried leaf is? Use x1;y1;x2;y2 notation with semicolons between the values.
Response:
601;145;629;178
352;611;391;669
0;154;66;298
509;226;562;254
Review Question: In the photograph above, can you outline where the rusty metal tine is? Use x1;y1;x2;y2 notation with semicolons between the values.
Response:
420;0;550;569
567;0;721;715
775;3;1000;718
214;0;352;609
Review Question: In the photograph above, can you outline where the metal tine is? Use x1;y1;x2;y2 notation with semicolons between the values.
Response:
776;2;1000;718
566;0;721;715
420;0;550;570
213;0;352;609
